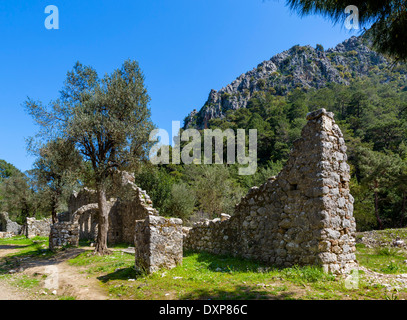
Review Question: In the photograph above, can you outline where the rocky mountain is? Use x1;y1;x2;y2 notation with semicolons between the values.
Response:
184;36;391;129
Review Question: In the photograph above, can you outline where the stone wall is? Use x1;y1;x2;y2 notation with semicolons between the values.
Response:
23;217;51;238
183;109;357;274
67;188;99;241
0;232;13;239
108;185;159;244
53;172;159;246
0;212;22;235
135;215;183;274
49;222;79;250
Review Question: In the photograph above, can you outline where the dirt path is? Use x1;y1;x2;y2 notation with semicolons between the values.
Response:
0;245;110;300
0;245;34;300
0;281;30;300
23;248;109;300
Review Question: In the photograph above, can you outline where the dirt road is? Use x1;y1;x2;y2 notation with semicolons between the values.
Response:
0;245;109;300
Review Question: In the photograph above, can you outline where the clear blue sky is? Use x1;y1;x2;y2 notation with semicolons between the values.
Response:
0;0;358;172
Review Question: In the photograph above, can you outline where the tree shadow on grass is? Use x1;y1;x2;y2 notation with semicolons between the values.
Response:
183;250;278;273
179;285;297;300
0;245;83;275
179;251;299;300
0;244;30;250
97;267;142;283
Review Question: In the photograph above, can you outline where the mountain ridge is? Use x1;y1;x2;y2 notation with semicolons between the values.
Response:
183;36;391;129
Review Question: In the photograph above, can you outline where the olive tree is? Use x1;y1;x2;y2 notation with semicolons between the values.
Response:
25;60;155;254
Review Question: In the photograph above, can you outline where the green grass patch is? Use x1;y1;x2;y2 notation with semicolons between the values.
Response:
356;246;407;274
358;228;407;245
0;236;53;259
64;249;407;300
11;275;40;289
58;296;77;300
3;234;406;300
68;250;135;275
96;251;350;300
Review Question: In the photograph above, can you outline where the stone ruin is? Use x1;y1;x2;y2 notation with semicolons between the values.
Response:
48;108;358;275
0;212;22;237
134;215;183;274
0;212;50;239
183;108;358;274
49;172;159;250
22;217;51;238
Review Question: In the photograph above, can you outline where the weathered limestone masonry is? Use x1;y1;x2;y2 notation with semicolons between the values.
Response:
23;217;51;238
49;172;159;249
0;232;13;239
108;181;159;244
184;109;358;274
0;212;22;235
134;215;183;274
49;222;79;250
66;188;99;241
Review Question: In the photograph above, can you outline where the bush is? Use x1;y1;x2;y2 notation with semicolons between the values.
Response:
134;165;176;213
184;165;244;217
166;183;196;220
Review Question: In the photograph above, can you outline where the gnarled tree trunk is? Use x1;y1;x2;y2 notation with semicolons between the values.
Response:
94;187;111;255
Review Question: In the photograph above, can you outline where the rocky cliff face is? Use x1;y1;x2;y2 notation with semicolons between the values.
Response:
184;36;389;129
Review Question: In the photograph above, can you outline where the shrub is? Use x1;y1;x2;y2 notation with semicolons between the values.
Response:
166;183;196;220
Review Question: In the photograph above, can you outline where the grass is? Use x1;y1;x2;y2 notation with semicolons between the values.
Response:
12;275;40;289
0;235;52;258
3;232;407;300
357;228;407;245
0;235;57;298
68;250;135;275
65;249;406;300
356;244;407;274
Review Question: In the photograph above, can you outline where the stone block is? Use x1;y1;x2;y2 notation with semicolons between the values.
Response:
135;215;183;274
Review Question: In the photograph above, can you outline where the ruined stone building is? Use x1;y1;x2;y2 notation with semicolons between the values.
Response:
0;212;22;238
49;172;159;250
0;212;50;238
183;109;358;274
0;212;22;235
50;109;358;275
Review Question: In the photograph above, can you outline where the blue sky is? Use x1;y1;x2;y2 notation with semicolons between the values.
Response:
0;0;358;172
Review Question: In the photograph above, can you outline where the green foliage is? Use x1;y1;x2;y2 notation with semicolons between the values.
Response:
0;160;20;183
316;43;324;52
204;72;407;230
24;60;155;253
286;0;407;61
166;183;196;220
184;165;244;216
237;161;283;190
134;164;176;214
0;170;40;221
25;60;155;188
29;138;83;222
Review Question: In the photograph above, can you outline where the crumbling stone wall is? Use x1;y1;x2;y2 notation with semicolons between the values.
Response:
184;109;357;274
23;217;51;238
135;215;183;274
49;221;79;250
0;212;22;235
67;188;99;241
0;232;13;239
50;172;159;247
108;185;159;244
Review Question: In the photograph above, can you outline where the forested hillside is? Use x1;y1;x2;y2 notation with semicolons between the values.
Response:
164;35;407;231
